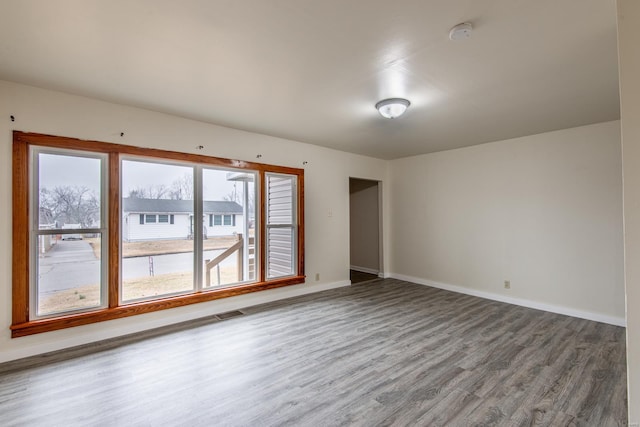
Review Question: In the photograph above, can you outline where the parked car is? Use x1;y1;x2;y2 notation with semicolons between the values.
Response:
61;223;83;240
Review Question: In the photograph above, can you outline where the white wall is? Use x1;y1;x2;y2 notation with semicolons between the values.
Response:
0;80;389;362
349;179;380;274
617;0;640;421
389;121;625;324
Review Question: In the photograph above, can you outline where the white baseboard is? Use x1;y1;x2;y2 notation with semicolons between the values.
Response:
390;273;626;327
350;265;379;275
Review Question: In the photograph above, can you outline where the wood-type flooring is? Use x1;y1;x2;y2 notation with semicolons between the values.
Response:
0;279;628;426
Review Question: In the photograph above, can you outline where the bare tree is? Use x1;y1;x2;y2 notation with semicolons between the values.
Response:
127;184;170;199
126;187;147;199
223;182;240;204
169;173;193;200
223;183;256;222
40;186;100;227
126;174;193;200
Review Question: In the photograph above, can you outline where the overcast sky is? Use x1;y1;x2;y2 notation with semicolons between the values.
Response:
39;153;254;202
39;153;100;193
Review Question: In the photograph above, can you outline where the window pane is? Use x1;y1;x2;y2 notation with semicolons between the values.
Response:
202;169;257;287
266;175;294;225
121;160;194;301
34;150;104;318
267;228;294;278
266;173;296;279
37;234;103;316
38;153;101;230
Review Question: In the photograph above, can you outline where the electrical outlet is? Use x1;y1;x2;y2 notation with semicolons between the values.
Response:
315;273;320;281
504;280;511;289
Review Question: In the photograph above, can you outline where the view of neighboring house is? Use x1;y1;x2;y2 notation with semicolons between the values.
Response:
122;198;244;242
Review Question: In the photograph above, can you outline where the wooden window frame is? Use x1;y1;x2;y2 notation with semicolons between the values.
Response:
11;131;305;338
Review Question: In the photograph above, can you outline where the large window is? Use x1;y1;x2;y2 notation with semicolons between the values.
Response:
12;132;305;337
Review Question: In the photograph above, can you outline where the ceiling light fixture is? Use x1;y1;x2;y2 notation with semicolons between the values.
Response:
449;22;473;40
375;98;410;119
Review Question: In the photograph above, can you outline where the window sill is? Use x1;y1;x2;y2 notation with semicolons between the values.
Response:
11;276;305;338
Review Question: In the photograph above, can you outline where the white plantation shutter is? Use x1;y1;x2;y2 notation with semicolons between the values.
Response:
266;173;297;278
267;228;294;277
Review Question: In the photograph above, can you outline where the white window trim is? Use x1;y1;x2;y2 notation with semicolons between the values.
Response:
29;146;109;320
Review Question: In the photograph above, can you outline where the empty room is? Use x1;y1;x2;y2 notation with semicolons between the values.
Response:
1;0;640;425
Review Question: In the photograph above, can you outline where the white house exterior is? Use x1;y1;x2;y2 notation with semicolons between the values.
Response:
122;198;244;242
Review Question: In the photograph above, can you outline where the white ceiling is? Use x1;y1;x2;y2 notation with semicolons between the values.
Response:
0;0;620;159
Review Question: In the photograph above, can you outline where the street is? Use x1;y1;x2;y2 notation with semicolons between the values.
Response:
38;240;232;294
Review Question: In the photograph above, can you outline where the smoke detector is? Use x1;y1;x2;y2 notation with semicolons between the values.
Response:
449;22;473;40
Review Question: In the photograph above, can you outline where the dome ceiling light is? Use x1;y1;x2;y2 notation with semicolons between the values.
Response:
449;22;473;40
375;98;411;119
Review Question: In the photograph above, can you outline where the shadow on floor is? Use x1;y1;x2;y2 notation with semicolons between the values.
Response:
350;269;379;284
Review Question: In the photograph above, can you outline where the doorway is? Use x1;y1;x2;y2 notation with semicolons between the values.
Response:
349;178;382;284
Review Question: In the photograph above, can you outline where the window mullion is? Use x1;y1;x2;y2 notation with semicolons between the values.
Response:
108;152;119;308
259;170;266;283
194;165;203;291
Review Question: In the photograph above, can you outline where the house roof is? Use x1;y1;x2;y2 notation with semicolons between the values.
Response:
123;198;243;215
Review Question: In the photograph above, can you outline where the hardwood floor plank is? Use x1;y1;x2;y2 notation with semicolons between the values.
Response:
0;279;627;426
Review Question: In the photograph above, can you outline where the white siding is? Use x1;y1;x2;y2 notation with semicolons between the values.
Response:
267;228;294;278
125;214;191;241
124;213;244;241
